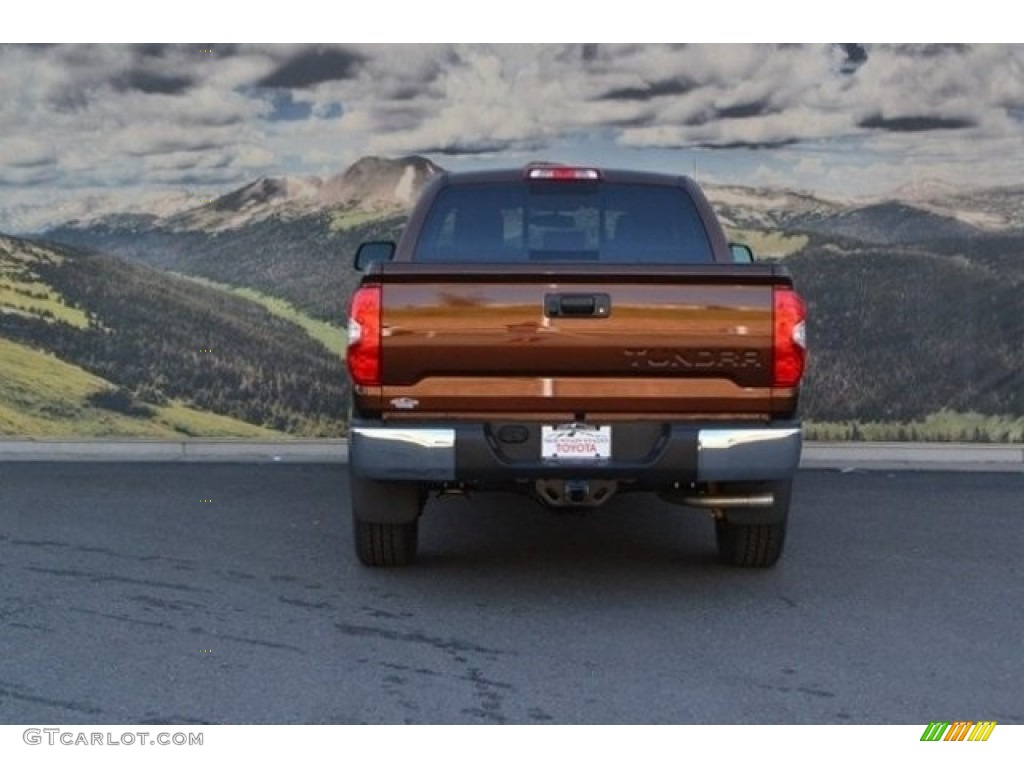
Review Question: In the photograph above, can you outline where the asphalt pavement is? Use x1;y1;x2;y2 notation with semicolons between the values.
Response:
0;463;1021;724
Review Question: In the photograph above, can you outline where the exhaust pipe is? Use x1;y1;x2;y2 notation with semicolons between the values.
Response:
674;493;775;509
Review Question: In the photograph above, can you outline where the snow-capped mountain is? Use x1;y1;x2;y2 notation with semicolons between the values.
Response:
1;156;443;236
704;184;846;230
162;155;443;232
318;155;442;208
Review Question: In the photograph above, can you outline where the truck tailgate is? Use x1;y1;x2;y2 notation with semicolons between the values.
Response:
360;263;796;419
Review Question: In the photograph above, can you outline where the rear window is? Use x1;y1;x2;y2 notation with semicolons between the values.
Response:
412;181;714;264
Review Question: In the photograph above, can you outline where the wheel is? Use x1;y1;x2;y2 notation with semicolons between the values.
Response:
349;472;423;567
354;519;418;567
714;480;790;568
715;517;786;567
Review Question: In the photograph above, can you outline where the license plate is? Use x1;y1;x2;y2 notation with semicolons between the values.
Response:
541;425;612;460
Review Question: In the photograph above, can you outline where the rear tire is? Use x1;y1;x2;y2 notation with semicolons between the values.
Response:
714;480;790;568
349;473;423;567
354;519;419;567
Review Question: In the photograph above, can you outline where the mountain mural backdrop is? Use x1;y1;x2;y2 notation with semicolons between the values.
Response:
2;156;1022;440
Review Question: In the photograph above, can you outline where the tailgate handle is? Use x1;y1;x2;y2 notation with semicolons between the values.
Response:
545;293;611;318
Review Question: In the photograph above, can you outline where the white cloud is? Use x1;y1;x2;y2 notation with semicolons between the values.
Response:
0;137;57;168
0;42;1022;218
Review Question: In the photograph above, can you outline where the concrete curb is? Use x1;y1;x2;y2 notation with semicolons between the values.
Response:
0;439;1021;472
800;442;1024;473
0;439;349;464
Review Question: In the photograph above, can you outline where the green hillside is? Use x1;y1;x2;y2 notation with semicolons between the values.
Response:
173;273;346;354
0;337;282;437
0;235;349;437
47;211;406;322
0;238;90;328
787;236;1024;424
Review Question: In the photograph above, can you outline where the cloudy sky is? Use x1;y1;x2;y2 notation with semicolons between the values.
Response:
1;42;1022;229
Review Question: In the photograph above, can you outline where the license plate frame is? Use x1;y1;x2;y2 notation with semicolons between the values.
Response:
541;424;612;461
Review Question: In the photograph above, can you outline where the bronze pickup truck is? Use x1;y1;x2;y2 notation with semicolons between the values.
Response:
346;165;807;568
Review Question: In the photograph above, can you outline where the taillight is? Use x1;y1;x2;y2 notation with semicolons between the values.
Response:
347;285;382;387
773;287;807;388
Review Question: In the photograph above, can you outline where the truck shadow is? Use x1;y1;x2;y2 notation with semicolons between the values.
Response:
413;491;729;572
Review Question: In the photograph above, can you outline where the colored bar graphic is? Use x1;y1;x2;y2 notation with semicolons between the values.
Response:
968;721;997;741
920;720;996;742
944;721;973;741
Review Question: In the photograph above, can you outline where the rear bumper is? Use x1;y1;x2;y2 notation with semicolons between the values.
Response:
696;428;802;482
349;421;801;486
